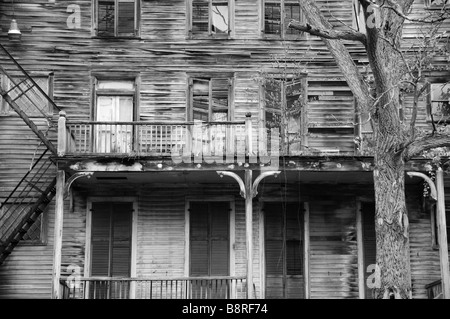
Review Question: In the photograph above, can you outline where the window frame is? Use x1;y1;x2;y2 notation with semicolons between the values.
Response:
187;73;235;122
261;201;306;299
92;0;141;38
426;80;450;124
85;197;138;296
0;73;54;116
260;72;307;155
261;0;305;39
186;0;235;39
184;197;236;279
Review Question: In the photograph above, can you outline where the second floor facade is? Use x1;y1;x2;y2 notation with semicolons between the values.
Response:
0;0;449;161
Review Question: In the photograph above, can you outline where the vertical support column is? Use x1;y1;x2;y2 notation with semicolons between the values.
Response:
245;169;254;299
245;113;253;156
303;202;310;299
57;111;67;156
51;170;65;299
356;201;365;299
436;168;450;299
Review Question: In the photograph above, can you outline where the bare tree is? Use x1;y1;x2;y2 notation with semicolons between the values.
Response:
289;0;450;298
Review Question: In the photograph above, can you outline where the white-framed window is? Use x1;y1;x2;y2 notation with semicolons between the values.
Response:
93;0;140;37
93;78;137;153
187;0;235;38
262;0;304;39
428;82;450;124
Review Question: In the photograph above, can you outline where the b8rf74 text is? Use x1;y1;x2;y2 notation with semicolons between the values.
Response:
226;304;268;314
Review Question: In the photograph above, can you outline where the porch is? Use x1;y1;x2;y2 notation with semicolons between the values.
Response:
60;276;247;299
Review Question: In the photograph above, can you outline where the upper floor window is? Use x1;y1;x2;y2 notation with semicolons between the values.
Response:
428;82;450;124
262;0;304;39
424;0;449;9
262;75;306;154
187;0;235;38
93;0;140;37
93;78;137;153
188;75;234;121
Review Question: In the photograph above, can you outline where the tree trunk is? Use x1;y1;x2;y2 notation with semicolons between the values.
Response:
373;147;412;298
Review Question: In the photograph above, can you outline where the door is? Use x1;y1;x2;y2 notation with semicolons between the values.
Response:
189;201;230;298
95;80;134;153
90;202;133;299
264;202;304;298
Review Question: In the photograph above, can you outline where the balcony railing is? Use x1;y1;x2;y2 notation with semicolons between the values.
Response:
57;112;287;159
60;276;247;299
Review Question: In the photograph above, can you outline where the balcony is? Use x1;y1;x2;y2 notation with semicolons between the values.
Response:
60;276;247;299
57;113;287;160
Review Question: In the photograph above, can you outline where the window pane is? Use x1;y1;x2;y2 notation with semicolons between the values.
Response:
98;80;135;90
211;2;229;34
431;83;450;121
192;0;209;33
118;1;135;35
211;78;229;114
266;240;284;275
285;2;301;35
98;1;115;36
265;2;281;35
192;78;210;121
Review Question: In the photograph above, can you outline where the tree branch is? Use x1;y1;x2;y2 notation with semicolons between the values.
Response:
382;0;449;23
288;20;367;44
404;133;450;160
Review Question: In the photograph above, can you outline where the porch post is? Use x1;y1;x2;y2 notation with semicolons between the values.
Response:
436;168;450;299
245;169;254;299
51;170;65;299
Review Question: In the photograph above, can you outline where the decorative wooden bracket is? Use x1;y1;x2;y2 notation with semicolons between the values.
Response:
251;171;281;198
217;171;246;198
407;172;437;201
216;170;281;198
64;172;93;198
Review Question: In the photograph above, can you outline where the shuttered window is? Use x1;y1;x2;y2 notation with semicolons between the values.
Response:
263;77;304;155
189;202;230;276
90;202;132;277
264;202;303;298
188;0;234;37
262;0;304;39
94;0;140;37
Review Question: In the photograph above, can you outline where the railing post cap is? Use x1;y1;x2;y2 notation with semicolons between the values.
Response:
59;110;67;117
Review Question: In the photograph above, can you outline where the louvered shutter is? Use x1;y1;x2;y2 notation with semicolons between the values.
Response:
91;205;111;276
210;202;229;276
265;202;303;298
190;202;229;276
91;202;132;277
190;202;209;276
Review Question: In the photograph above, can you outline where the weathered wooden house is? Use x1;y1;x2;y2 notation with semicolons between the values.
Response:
0;0;449;299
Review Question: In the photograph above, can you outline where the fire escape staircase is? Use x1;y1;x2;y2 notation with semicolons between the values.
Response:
0;43;61;265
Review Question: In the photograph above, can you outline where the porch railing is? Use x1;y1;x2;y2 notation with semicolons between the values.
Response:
60;276;247;299
425;279;443;299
